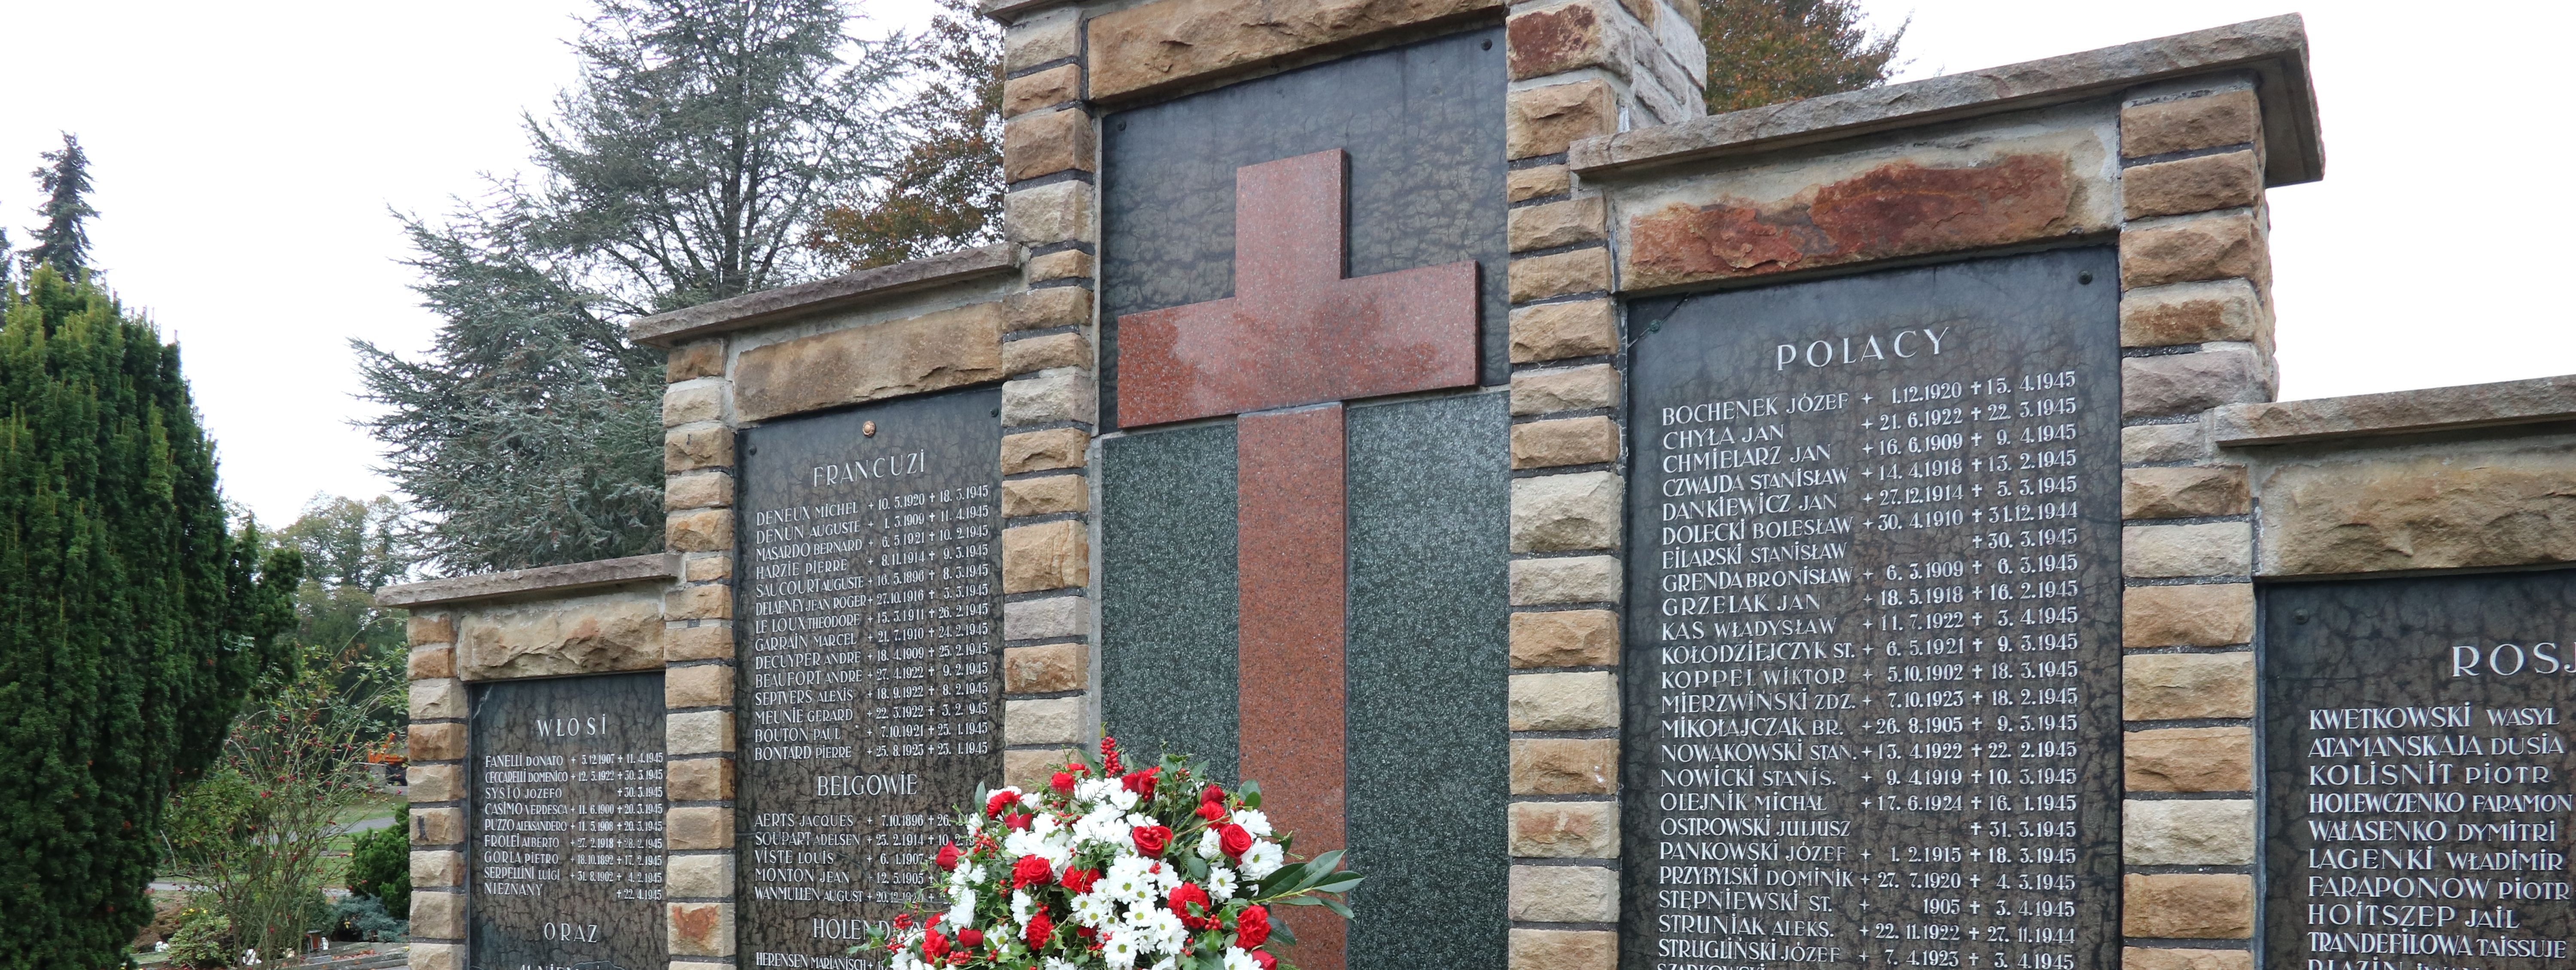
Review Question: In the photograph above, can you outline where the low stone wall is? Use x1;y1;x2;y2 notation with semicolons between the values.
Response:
378;553;681;970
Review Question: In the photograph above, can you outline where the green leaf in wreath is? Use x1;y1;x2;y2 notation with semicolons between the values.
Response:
1267;917;1298;947
1319;896;1355;920
1239;779;1262;808
1308;873;1363;894
1279;896;1323;906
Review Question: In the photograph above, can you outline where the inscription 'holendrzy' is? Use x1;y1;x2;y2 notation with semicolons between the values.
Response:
1624;249;2121;970
738;390;1003;970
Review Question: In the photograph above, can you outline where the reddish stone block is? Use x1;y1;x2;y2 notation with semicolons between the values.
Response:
1626;155;2077;288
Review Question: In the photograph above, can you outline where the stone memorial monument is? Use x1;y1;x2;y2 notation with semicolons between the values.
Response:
381;4;2576;970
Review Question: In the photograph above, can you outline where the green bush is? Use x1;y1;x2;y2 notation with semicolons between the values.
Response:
347;823;411;916
163;905;232;969
326;896;407;943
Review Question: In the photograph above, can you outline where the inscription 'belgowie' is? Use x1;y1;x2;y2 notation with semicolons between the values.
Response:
738;387;1004;969
1623;249;2122;970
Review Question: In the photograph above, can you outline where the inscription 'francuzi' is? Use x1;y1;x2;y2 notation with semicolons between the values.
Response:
738;388;1003;970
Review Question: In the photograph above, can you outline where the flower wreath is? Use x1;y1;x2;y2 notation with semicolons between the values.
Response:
864;738;1361;970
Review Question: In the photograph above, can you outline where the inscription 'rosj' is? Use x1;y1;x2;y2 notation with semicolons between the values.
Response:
2265;571;2576;970
1622;249;2121;970
737;388;1004;970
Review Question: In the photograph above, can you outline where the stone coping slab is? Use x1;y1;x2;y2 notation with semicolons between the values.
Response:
1569;14;2321;186
2211;374;2576;447
376;553;680;608
627;243;1018;347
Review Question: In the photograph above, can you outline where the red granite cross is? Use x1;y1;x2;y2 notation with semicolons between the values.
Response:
1115;149;1479;970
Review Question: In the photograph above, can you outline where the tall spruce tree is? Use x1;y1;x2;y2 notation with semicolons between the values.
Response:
0;267;302;968
804;0;1004;270
358;0;909;574
1698;0;1905;113
26;134;100;278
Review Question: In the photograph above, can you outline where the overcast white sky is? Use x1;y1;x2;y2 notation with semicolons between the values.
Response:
1;1;2567;525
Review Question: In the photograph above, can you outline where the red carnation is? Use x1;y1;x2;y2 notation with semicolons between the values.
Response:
1195;801;1226;822
922;930;950;961
935;843;962;871
956;929;983;949
1051;771;1077;793
1201;783;1225;803
986;792;1017;817
1234;905;1271;948
1024;911;1054;950
1005;812;1034;831
1218;823;1253;861
1012;854;1055;888
1166;883;1214;929
1060;867;1101;894
1249;951;1276;970
1131;824;1173;857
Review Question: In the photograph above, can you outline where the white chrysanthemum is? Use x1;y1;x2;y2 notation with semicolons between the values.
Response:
1072;891;1119;928
1241;841;1284;879
966;813;985;837
1040;840;1075;870
1231;809;1273;837
1129;907;1187;955
1022;789;1045;809
1101;785;1137;811
1101;929;1141;970
1012;890;1036;926
1005;829;1044;858
1104;855;1156;904
1045;960;1081;970
945;887;977;931
1207;867;1238;902
1033;812;1064;838
893;954;927;970
1223;948;1261;970
1149;958;1178;970
1196;827;1224;860
1152;861;1184;892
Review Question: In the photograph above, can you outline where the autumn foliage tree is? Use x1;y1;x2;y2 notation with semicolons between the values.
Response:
804;0;1004;270
1698;0;1905;113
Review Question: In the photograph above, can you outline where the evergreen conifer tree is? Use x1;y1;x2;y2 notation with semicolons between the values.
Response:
1698;0;1905;113
0;267;302;968
358;0;907;573
26;134;100;278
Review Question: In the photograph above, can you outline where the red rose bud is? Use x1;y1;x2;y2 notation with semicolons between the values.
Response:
1250;951;1276;970
1051;771;1076;793
1200;784;1225;803
1166;883;1213;929
1194;801;1226;822
1122;767;1160;797
1024;911;1054;950
1234;905;1271;948
1131;824;1174;857
1012;854;1055;888
1218;823;1254;861
985;792;1016;818
956;929;983;949
934;843;962;871
1060;867;1101;894
1005;812;1034;831
922;930;950;961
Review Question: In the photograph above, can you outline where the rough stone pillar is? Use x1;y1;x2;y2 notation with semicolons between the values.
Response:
992;0;1103;786
661;339;742;968
2114;75;2275;960
405;610;467;970
1501;2;1701;966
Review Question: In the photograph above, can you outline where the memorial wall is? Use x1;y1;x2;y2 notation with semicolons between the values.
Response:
385;12;2576;970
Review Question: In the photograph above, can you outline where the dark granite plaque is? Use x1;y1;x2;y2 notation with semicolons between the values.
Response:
1099;25;1508;427
468;672;666;970
1623;249;2123;970
2264;570;2576;970
736;387;1003;968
